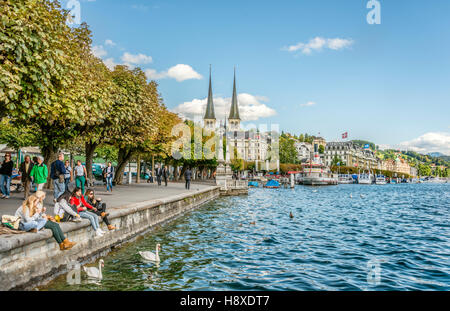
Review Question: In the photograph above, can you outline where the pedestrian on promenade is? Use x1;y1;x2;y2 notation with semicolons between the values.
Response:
73;160;88;195
15;192;76;250
85;189;116;231
29;156;48;191
19;155;34;199
64;160;72;192
184;167;192;190
103;162;114;192
0;153;14;199
70;187;105;237
155;164;162;186
50;152;67;202
54;191;82;223
162;165;168;187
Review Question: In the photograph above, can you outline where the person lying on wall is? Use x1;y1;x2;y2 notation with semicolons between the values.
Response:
84;189;116;231
14;191;76;251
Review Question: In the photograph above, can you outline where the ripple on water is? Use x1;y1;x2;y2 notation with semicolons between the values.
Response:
41;183;450;291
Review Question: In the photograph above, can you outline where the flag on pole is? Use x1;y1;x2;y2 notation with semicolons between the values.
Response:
342;132;348;139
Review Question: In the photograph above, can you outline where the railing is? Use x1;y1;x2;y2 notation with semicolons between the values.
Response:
225;179;248;189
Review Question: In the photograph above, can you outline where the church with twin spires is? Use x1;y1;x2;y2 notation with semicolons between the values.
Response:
202;68;269;164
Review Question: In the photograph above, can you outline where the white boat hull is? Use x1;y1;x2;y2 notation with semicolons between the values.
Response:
303;177;338;186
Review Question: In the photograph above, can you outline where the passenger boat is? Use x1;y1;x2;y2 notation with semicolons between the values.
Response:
375;175;387;185
338;174;354;184
358;171;374;184
300;144;338;186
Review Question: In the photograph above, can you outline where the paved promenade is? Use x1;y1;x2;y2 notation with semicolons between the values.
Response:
0;181;212;218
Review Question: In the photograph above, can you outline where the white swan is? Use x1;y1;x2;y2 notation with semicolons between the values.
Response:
139;244;161;262
312;190;318;193
349;193;353;198
83;259;104;279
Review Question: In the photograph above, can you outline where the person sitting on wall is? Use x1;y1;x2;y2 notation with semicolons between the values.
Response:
84;189;116;231
54;191;82;223
15;192;76;250
70;187;105;237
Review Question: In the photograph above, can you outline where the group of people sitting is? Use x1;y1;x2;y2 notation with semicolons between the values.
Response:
14;184;116;251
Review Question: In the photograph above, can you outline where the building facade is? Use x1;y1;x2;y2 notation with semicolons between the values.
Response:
380;158;411;176
324;141;378;169
294;141;312;162
202;69;270;166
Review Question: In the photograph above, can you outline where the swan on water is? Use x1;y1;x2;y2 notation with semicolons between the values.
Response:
83;259;104;280
350;193;353;198
139;244;161;262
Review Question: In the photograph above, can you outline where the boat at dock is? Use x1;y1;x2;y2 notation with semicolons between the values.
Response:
264;179;281;188
375;175;387;185
300;144;338;186
358;171;374;184
338;174;354;184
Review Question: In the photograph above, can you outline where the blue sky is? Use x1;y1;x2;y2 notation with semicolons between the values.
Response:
69;0;450;154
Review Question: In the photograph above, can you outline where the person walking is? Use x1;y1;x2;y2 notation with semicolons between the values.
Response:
50;152;67;202
0;153;14;199
103;162;114;192
63;160;72;192
184;167;192;190
162;165;168;187
155;164;162;186
29;156;48;191
19;155;34;199
73;160;88;195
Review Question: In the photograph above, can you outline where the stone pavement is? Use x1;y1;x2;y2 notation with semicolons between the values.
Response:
0;181;212;218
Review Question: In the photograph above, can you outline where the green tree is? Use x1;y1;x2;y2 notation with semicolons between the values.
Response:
279;136;298;164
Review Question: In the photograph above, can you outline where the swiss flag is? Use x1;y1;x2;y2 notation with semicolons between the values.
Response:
342;132;348;139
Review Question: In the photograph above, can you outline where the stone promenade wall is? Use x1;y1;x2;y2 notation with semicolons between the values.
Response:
0;186;220;291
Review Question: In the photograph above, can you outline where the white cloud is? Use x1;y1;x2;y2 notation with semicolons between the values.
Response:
103;58;117;70
105;39;116;46
172;93;276;122
398;132;450;155
284;37;353;54
121;52;153;65
92;45;107;58
145;64;202;82
300;101;316;107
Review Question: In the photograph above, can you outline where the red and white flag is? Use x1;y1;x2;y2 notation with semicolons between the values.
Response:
342;132;348;139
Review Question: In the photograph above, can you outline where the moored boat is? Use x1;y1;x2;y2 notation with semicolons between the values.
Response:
358;171;374;184
300;143;338;186
338;174;354;184
375;175;387;185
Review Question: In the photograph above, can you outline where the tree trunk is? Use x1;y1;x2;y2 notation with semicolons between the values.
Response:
136;154;141;183
174;164;179;181
41;145;58;189
152;155;155;179
85;141;98;184
180;165;187;181
114;147;133;185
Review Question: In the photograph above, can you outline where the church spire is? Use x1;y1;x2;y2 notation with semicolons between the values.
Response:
204;65;215;121
228;67;240;120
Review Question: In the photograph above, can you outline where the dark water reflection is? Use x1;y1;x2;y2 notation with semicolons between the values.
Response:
41;184;450;291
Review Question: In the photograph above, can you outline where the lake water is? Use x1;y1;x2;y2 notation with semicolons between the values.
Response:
41;183;450;291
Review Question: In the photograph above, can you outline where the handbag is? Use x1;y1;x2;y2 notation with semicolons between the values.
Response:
2;215;21;230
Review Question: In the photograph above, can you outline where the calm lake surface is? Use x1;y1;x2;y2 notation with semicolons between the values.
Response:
41;183;450;291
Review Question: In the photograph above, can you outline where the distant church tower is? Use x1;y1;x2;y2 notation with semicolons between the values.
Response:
228;68;241;131
203;66;216;130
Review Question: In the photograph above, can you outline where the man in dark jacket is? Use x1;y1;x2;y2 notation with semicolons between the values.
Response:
155;164;162;186
19;155;34;199
50;152;67;201
162;165;168;187
184;167;192;190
